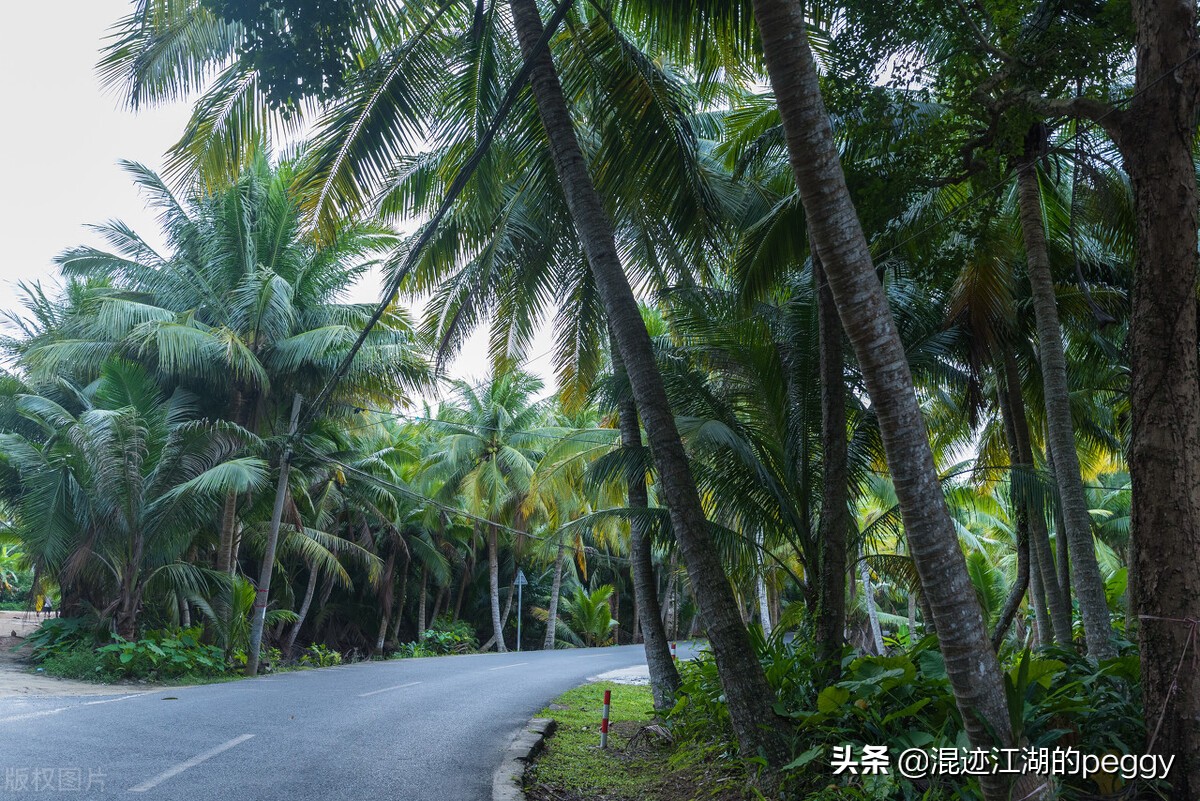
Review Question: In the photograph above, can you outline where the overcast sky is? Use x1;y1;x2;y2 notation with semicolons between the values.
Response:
0;2;557;400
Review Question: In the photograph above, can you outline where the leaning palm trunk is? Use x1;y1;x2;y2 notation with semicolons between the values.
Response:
1016;157;1114;659
750;4;1028;798
285;561;319;657
507;0;790;773
543;542;566;650
859;556;884;655
613;339;680;709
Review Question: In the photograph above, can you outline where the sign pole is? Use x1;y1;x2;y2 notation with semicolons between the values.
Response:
514;568;528;653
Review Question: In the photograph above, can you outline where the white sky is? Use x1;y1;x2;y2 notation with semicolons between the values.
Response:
0;1;557;403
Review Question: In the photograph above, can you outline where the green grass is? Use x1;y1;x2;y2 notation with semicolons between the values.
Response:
0;601;31;611
525;682;752;801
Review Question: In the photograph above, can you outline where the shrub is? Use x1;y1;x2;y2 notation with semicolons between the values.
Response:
421;616;478;654
299;643;343;667
98;627;229;680
25;617;106;663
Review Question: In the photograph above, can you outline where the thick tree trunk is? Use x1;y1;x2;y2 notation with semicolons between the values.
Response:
487;526;506;653
285;561;318;657
507;0;789;772
814;257;849;668
1116;2;1200;791
543;542;566;650
751;4;1022;797
613;337;680;709
1016;156;1115;659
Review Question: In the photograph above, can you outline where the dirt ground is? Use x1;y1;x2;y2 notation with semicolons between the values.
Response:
0;612;128;697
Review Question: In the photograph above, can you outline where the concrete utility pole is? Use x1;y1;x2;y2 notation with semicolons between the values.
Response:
246;393;302;677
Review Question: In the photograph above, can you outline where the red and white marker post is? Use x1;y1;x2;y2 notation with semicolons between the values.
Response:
600;689;611;749
671;641;677;661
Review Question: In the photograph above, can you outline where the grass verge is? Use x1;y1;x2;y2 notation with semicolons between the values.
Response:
524;681;753;801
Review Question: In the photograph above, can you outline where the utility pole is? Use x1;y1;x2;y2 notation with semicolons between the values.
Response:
246;393;302;677
514;568;527;652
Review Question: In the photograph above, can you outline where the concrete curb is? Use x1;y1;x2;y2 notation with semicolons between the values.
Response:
492;716;558;801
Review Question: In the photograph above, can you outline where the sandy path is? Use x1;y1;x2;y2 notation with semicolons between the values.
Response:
0;613;147;697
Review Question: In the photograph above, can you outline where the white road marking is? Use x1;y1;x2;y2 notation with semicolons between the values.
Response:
0;706;69;723
128;734;255;793
574;654;606;659
82;693;145;706
487;662;529;671
358;681;422;698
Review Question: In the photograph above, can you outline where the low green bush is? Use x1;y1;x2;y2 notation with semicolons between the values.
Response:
298;643;343;667
669;631;1149;800
421;616;477;654
98;627;228;680
25;617;106;662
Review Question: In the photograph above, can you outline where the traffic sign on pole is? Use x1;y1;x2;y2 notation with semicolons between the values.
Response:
515;569;527;652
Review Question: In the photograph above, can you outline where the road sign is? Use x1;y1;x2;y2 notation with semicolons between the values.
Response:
514;568;528;586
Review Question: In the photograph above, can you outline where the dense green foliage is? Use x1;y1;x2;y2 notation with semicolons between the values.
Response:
7;0;1200;797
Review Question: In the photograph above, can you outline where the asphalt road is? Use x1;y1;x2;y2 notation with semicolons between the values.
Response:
0;644;696;801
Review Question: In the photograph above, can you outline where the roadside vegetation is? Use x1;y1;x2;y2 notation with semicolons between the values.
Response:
1;0;1198;799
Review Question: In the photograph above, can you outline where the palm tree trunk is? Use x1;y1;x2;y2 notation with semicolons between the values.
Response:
487;525;506;652
995;362;1041;649
375;548;396;654
285;561;318;657
217;492;239;573
755;530;773;637
1016;154;1114;659
1003;351;1072;644
613;337;680;708
814;257;849;667
750;4;1022;796
417;566;428;639
543;542;566;650
859;556;884;655
507;0;789;771
991;530;1029;650
453;554;472;622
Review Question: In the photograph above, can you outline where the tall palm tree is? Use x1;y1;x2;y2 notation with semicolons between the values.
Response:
425;371;550;651
744;3;1019;797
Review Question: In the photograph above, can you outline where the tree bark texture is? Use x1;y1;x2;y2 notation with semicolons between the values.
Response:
1117;1;1200;792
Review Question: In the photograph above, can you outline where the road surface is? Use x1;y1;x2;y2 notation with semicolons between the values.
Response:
0;644;697;800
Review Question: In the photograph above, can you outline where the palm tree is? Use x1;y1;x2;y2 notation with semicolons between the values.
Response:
22;156;426;574
425;371;550;652
1014;148;1115;658
0;360;266;637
